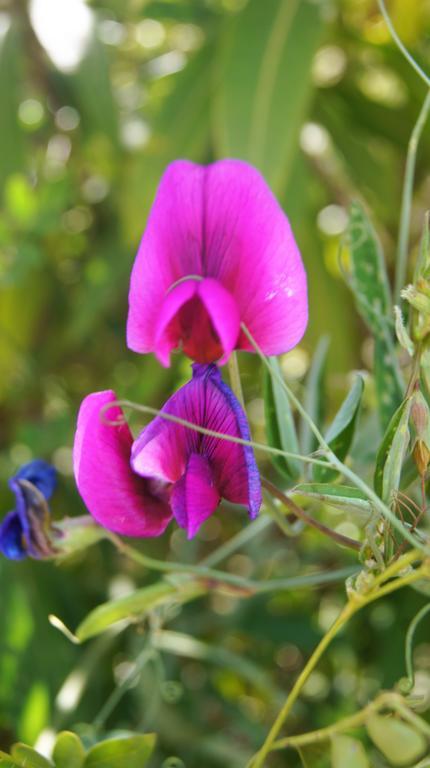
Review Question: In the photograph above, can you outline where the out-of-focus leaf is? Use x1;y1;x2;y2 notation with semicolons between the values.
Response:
313;375;364;482
331;735;369;768
263;356;300;481
366;714;427;765
347;201;403;427
374;397;412;502
10;744;53;768
0;20;24;189
0;757;21;768
215;0;323;192
300;336;330;455
84;734;156;768
292;483;373;523
53;732;85;768
70;34;118;144
18;682;49;744
76;581;202;642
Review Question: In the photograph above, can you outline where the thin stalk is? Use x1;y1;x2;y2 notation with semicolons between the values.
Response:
395;91;430;301
250;563;428;767
404;602;430;689
108;531;356;596
228;351;245;407
241;323;430;553
200;515;272;567
377;0;430;90
262;476;361;552
108;399;332;471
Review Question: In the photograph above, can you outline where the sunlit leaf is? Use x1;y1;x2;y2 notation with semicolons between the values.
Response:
374;397;412;502
313;375;364;482
292;483;373;524
76;581;203;642
53;732;85;768
215;0;324;192
10;744;53;768
263;356;300;481
331;735;369;768
346;201;403;427
84;734;156;768
366;714;427;765
300;336;329;455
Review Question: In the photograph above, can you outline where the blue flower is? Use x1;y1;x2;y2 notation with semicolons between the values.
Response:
0;460;57;560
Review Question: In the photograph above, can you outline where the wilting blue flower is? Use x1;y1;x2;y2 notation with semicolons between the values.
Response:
0;460;58;560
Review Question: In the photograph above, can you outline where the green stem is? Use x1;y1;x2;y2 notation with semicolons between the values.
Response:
250;560;428;767
404;602;430;689
395;90;430;301
108;531;356;595
228;351;245;407
241;323;430;554
111;399;332;471
377;0;430;90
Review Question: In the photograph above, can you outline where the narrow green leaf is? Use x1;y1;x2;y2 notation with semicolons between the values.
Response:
0;20;24;190
366;715;427;765
70;34;118;144
53;732;85;768
84;735;156;768
76;581;202;642
0;754;22;768
374;397;412;502
292;483;373;523
313;375;364;482
215;0;323;192
300;336;329;455
263;357;300;481
331;735;369;768
347;201;403;427
10;745;53;768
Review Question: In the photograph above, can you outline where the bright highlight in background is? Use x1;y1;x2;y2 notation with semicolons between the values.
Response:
29;0;93;73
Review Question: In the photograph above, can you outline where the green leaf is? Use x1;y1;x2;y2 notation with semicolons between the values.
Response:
0;753;22;768
263;357;300;481
53;732;85;768
70;33;118;144
313;375;364;482
347;201;403;428
331;735;369;768
10;745;53;768
300;336;329;456
366;714;427;766
75;581;201;642
84;735;156;768
374;397;412;502
215;0;323;192
0;20;24;189
292;483;373;523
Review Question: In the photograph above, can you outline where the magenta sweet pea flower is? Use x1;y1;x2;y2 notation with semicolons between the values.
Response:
127;159;308;366
131;363;262;539
74;391;173;537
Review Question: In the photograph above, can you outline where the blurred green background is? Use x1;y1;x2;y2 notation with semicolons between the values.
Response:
1;0;430;765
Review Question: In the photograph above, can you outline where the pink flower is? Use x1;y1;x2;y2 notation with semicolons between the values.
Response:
74;391;172;537
73;365;261;540
127;159;308;367
131;364;261;538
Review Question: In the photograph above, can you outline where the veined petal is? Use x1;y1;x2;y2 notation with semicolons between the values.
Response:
171;453;220;539
131;364;261;527
74;390;172;537
127;159;307;361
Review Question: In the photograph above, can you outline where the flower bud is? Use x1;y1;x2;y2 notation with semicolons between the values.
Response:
413;439;430;477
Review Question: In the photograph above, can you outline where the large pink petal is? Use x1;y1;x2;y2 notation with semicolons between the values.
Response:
171;453;220;539
127;159;307;359
74;390;172;537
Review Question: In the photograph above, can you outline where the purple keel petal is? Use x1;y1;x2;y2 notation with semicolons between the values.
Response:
171;453;220;539
74;390;172;537
131;364;261;523
127;159;307;361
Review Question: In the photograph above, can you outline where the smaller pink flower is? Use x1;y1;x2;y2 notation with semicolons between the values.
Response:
127;159;308;366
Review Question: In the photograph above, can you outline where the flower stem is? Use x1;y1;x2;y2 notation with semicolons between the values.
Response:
250;558;428;767
228;351;245;407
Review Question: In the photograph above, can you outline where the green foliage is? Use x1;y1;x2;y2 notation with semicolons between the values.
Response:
0;733;155;768
330;735;369;768
313;375;364;482
366;715;427;766
374;397;412;502
84;734;155;768
263;357;300;481
52;732;85;768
